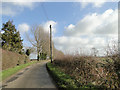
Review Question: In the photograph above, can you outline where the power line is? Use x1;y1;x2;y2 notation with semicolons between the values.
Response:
41;3;49;21
41;3;53;62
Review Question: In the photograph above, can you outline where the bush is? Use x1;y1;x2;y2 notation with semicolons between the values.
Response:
26;49;31;56
53;55;120;89
40;53;47;60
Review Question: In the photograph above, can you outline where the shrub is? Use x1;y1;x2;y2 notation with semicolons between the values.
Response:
53;55;119;89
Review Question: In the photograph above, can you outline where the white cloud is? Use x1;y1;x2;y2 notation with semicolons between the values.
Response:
79;0;107;8
1;2;35;16
53;9;118;56
17;20;57;37
65;24;75;31
64;9;118;36
2;0;46;2
12;1;35;10
53;35;118;56
53;36;108;55
0;5;17;16
79;0;119;8
18;23;30;33
43;20;57;34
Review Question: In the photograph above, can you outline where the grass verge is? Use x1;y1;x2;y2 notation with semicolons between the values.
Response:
46;62;78;89
46;62;104;89
0;61;37;81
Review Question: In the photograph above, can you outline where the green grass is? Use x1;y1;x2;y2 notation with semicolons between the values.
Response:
0;61;37;81
46;62;78;89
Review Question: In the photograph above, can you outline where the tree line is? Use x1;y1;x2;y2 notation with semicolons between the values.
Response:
1;20;64;60
26;24;64;61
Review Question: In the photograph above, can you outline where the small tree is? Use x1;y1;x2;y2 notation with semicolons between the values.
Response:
26;49;31;56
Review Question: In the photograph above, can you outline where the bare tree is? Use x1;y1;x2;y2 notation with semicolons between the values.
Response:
26;25;50;61
91;47;98;57
105;40;118;58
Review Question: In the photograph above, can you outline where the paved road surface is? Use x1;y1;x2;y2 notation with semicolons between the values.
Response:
2;60;57;88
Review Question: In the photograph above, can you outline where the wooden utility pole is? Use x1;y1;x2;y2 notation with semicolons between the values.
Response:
50;25;52;63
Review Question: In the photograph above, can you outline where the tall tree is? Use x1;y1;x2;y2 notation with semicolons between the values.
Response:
27;25;50;61
1;20;23;54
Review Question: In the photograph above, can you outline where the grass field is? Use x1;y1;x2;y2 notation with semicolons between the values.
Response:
0;61;37;81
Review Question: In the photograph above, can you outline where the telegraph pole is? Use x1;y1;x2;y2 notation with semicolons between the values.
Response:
50;25;52;63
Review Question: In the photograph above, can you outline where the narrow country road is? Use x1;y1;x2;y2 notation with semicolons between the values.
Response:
2;60;57;88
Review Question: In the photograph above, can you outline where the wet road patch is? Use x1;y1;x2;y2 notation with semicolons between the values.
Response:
6;76;18;83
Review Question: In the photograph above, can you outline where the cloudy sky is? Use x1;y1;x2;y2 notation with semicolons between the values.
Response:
1;0;119;58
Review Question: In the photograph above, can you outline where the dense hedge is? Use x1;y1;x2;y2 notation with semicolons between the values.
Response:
53;55;120;89
1;49;30;70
